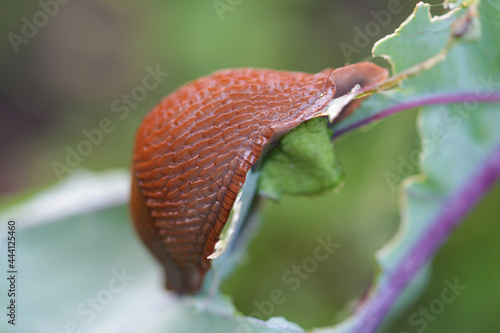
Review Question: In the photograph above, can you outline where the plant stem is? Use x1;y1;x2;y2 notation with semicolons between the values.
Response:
349;139;500;332
333;92;500;139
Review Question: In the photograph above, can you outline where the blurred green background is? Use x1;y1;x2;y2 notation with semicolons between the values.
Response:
1;1;498;332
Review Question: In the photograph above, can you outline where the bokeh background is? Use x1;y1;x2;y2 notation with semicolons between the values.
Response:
1;1;499;332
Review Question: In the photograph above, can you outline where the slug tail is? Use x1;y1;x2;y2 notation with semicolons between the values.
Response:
130;173;203;294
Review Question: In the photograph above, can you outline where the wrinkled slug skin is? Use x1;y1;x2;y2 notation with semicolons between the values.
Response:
130;63;388;294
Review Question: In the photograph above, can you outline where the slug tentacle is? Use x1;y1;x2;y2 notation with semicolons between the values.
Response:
130;63;388;294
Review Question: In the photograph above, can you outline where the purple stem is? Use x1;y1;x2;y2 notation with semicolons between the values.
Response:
334;91;500;332
351;141;500;332
333;92;500;139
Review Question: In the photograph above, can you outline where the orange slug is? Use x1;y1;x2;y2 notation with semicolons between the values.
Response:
130;63;388;294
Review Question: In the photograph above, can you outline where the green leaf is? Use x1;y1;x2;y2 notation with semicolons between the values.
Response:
0;170;302;333
374;3;460;73
379;0;500;289
325;1;500;331
2;2;500;333
258;117;344;201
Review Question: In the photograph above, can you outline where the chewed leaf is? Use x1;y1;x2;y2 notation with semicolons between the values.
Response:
374;2;462;73
325;1;500;332
2;1;500;333
0;170;302;333
258;117;343;201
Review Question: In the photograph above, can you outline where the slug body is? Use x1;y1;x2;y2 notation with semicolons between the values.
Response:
131;63;388;294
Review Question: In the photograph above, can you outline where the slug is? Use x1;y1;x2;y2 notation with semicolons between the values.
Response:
130;62;388;294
